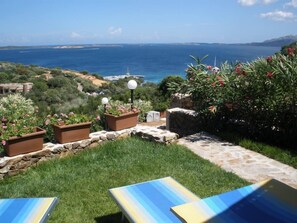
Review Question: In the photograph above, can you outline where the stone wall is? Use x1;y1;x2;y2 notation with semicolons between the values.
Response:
170;93;193;109
166;108;202;137
0;83;33;95
0;126;178;180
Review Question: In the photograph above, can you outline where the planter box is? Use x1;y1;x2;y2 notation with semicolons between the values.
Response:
159;111;167;118
52;122;92;144
4;127;46;157
105;112;139;131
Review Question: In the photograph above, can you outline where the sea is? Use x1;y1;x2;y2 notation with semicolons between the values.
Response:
0;44;280;82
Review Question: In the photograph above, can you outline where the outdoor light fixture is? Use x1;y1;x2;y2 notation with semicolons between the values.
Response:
101;97;109;130
101;97;109;113
127;80;137;109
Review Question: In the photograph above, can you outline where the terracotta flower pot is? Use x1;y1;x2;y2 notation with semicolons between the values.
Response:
52;122;92;144
105;112;138;131
159;111;167;118
4;127;46;157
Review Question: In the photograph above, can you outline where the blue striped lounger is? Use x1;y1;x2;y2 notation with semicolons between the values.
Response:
109;177;200;223
0;197;58;223
171;178;297;223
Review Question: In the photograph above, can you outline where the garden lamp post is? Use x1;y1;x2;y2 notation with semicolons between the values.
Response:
101;97;109;113
127;80;137;109
101;97;109;130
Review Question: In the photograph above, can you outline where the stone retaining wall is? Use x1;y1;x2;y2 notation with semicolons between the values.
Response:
0;126;178;180
166;108;202;136
170;93;193;109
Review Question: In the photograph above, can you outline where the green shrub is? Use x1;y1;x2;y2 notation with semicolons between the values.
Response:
177;51;297;147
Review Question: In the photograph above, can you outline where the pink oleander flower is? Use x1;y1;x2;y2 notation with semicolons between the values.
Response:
235;64;241;75
266;71;273;78
96;115;101;121
207;65;212;70
2;140;6;146
287;47;295;56
266;56;273;63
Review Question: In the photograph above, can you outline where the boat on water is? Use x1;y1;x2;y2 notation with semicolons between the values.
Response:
212;56;220;73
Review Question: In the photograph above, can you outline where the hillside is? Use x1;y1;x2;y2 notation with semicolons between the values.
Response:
247;35;297;47
0;61;107;115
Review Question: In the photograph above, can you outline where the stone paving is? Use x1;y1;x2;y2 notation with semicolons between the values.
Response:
177;132;297;189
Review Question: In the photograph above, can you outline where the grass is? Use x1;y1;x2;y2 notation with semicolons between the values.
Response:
0;137;248;223
217;131;297;169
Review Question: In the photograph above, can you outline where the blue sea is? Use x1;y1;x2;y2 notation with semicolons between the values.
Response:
0;44;279;82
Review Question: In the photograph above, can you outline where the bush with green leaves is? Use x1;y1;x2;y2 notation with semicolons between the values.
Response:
176;50;296;147
98;99;152;122
0;94;39;147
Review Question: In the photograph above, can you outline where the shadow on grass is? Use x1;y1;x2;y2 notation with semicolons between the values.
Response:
95;212;127;223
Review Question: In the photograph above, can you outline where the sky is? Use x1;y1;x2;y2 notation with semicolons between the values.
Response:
0;0;296;46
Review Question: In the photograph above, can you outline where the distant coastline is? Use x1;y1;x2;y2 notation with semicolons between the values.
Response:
0;35;296;50
0;44;123;50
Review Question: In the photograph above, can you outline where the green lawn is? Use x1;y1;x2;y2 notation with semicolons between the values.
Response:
0;137;247;223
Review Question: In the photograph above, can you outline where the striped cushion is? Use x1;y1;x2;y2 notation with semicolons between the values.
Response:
171;179;297;223
0;197;58;223
109;177;200;223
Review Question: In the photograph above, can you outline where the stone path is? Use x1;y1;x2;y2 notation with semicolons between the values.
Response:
177;132;297;189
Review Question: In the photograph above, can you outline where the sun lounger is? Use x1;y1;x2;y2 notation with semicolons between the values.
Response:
109;177;200;223
0;197;58;223
171;179;297;223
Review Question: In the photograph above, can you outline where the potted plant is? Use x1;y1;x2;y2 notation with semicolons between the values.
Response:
102;100;140;131
154;101;169;118
45;112;92;144
0;94;46;157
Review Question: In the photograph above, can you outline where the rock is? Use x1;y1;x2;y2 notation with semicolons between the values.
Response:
117;132;130;139
72;142;80;150
51;145;64;153
100;135;107;141
89;142;100;148
106;133;116;140
80;139;91;148
170;93;193;109
91;135;100;142
64;143;73;150
166;108;201;137
0;165;11;174
31;150;51;158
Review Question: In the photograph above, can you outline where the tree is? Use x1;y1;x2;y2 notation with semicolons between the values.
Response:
158;75;184;96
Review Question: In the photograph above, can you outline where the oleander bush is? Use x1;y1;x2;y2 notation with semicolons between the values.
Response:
174;48;296;147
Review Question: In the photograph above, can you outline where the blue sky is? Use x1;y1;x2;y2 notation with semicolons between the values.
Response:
0;0;296;46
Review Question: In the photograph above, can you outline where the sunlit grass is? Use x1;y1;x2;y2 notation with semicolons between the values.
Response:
0;137;247;223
